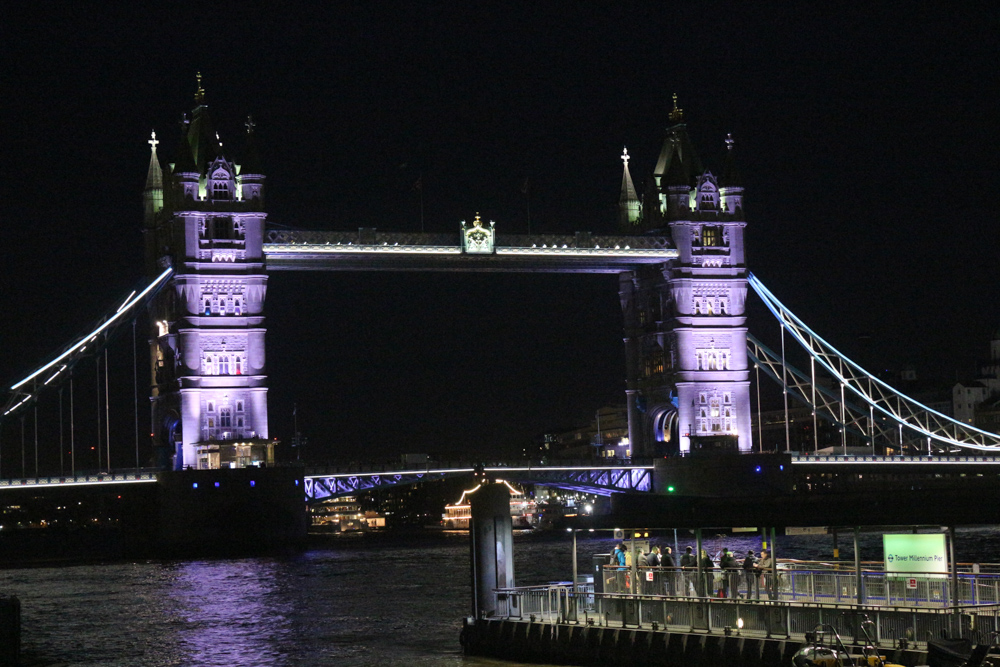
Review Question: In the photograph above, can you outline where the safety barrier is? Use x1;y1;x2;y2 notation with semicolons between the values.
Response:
599;565;1000;608
489;584;1000;648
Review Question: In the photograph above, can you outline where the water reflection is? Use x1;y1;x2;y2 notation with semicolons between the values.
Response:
169;559;292;665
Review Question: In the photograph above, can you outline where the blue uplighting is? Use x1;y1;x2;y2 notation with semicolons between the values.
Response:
755;466;761;473
214;482;220;488
250;481;255;487
192;483;198;489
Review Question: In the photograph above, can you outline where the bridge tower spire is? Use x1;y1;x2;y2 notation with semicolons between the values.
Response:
145;82;271;470
618;147;641;230
620;103;751;457
666;131;751;453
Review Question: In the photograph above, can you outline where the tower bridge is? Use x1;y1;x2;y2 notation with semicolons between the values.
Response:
3;82;999;513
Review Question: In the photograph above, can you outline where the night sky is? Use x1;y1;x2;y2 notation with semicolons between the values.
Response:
2;4;997;467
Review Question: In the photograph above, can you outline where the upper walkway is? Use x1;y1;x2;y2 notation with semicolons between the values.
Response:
263;229;676;273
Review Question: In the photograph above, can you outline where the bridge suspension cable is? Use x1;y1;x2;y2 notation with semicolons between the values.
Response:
747;333;877;445
2;267;174;419
749;273;1000;452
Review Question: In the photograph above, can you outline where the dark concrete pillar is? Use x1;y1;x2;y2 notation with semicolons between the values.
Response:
470;482;514;618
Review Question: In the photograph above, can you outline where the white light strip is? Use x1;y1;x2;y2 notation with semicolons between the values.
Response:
264;244;676;260
0;477;157;490
11;267;173;390
749;273;1000;448
792;457;1000;465
305;465;653;479
495;248;676;258
116;290;137;313
3;397;31;416
265;244;461;255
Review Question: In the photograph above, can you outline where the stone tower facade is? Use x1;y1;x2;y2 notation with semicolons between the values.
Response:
144;79;271;470
620;98;752;455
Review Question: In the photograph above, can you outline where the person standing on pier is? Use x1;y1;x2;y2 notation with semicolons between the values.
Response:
757;550;773;598
680;547;696;596
698;549;714;597
661;546;676;596
742;550;758;599
719;548;738;598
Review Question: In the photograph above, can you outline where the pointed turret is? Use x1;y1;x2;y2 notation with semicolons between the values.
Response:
173;112;200;204
186;72;220;174
653;94;703;193
663;136;691;219
718;133;744;214
618;147;641;230
143;130;164;226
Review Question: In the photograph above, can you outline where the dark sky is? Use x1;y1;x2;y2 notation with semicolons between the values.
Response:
2;4;998;466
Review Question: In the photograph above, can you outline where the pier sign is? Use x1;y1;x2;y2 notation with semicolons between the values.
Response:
883;534;947;574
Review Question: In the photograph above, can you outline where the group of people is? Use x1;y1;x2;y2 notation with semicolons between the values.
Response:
609;542;774;599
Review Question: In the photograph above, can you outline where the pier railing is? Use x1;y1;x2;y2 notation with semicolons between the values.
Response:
598;565;1000;608
491;584;1000;649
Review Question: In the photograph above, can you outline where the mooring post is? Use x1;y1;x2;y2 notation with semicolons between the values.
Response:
470;481;514;619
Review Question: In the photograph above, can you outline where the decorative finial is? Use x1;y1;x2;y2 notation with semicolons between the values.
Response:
245;115;255;135
216;131;222;149
621;147;630;166
148;130;159;152
669;93;684;123
194;72;205;104
725;133;734;151
473;212;483;227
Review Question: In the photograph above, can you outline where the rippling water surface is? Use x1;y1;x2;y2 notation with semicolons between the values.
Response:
3;527;999;666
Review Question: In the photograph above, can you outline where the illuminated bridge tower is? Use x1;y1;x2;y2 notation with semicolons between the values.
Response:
144;78;271;470
620;98;751;456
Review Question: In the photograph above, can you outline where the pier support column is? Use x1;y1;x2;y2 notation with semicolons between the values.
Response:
470;482;514;618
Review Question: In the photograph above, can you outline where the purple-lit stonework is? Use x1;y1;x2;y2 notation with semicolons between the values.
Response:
619;100;752;455
144;81;270;470
144;87;750;469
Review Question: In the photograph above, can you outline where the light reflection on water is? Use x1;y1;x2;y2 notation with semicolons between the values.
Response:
2;527;999;666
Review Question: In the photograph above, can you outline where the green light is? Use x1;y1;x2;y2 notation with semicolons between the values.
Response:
667;485;675;493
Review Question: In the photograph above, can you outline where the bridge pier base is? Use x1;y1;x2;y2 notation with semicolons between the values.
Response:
470;482;514;619
157;466;307;556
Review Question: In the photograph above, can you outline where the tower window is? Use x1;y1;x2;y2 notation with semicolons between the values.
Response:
701;226;720;247
220;409;232;428
212;182;230;200
236;400;244;412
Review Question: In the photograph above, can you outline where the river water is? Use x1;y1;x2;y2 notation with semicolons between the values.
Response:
3;527;999;666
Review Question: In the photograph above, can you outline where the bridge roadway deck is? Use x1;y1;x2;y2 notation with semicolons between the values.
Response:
0;454;997;497
262;230;676;273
